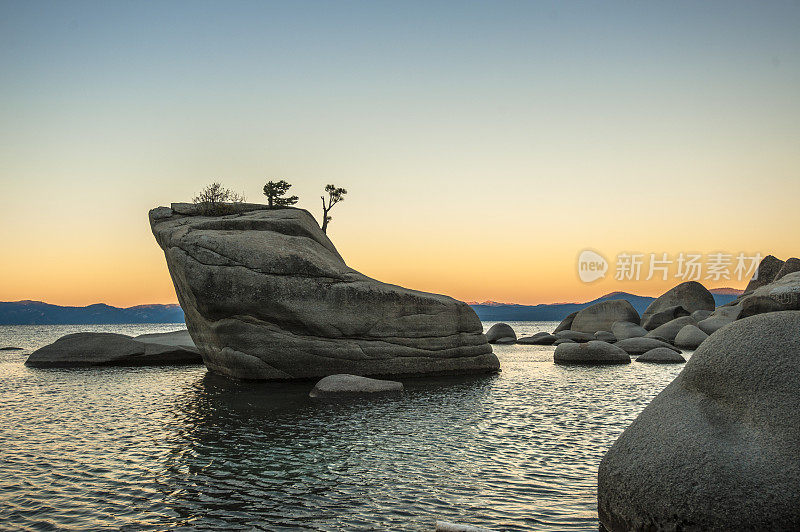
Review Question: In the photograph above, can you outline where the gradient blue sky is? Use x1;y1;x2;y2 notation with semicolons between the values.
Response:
1;1;798;305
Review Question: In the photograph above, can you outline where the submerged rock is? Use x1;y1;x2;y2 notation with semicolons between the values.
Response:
635;347;686;364
309;374;403;399
25;331;202;367
598;311;800;531
553;340;630;365
640;281;714;326
673;324;708;349
570;300;640;334
614;337;680;356
517;332;556;345
485;323;516;344
149;205;498;380
611;321;647;341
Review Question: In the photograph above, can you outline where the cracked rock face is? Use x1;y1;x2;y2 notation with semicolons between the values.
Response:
149;205;498;380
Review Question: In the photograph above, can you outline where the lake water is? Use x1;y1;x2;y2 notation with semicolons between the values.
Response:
0;322;688;531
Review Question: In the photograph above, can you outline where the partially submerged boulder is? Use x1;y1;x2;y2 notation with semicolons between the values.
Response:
553;340;630;365
615;337;680;356
485;323;516;344
570;300;640;334
517;332;556;345
149;205;498;380
553;311;577;333
598;311;800;531
640;281;715;326
25;331;202;367
611;321;647;341
635;347;686;364
645;316;697;344
641;305;690;331
309;374;403;399
673;324;708;350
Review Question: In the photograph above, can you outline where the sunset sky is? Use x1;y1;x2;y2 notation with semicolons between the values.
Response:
1;1;799;307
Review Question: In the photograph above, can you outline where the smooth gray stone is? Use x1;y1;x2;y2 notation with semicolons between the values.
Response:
553;338;576;345
611;321;647;341
149;205;499;380
690;309;713;322
570;300;640;334
673;324;708;349
517;332;556;345
554;330;595;343
486;323;516;344
742;254;784;295
641;281;715;326
697;303;742;335
641;305;690;331
614;337;680;356
553;311;577;333
598;311;800;531
594;331;617;343
309;374;403;399
25;332;202;367
635;347;686;364
645;316;697;344
553;340;630;365
134;329;195;347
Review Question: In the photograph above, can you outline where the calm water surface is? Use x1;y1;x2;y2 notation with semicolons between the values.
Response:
0;322;688;531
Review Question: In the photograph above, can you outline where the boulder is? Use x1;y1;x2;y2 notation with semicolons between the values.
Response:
742;254;784;294
134;329;196;347
309;374;403;399
553;338;576;345
594;331;617;343
697;303;742;335
554;330;595;343
738;295;784;319
25;332;202;367
750;271;800;311
773;257;800;282
149;205;499;380
641;305;690;331
553;311;577;333
690;309;713;322
517;332;556;345
645;316;697;344
640;281;715;326
598;311;800;531
614;337;680;356
673;325;708;349
553;340;630;365
570;300;640;334
635;347;686;364
485;323;516;344
611;321;647;341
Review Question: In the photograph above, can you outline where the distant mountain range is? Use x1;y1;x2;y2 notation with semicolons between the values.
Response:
0;301;185;325
0;288;742;325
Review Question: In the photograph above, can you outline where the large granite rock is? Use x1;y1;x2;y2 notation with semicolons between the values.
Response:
309;374;403;399
640;281;715;326
641;305;690;331
553;311;577;333
645;316;697;344
697;303;742;335
773;257;800;282
598;311;800;531
485;323;516;344
553;340;630;365
25;331;202;367
610;321;647;341
749;271;800;311
673;324;708;349
742;254;784;294
149;205;498;380
570;300;640;334
554;330;595;343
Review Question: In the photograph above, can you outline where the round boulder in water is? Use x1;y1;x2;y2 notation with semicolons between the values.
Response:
553;340;630;365
636;347;686;364
485;323;516;344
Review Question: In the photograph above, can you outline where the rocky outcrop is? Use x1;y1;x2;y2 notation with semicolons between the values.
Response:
773;257;800;282
25;331;202;367
748;271;800;311
673;324;708;349
553;341;630;365
641;305;690;331
635;347;685;364
485;323;516;344
517;332;556;345
569;300;640;334
149;204;498;380
309;374;403;399
742;255;784;294
610;321;647;341
640;281;715;326
598;311;800;531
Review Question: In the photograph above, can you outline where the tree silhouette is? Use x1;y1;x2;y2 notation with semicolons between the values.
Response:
320;184;347;233
192;182;246;214
263;180;299;207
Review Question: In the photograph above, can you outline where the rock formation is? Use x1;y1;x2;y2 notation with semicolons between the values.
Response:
569;300;640;334
635;347;685;364
485;323;517;344
553;340;630;365
640;281;715;326
149;204;499;380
